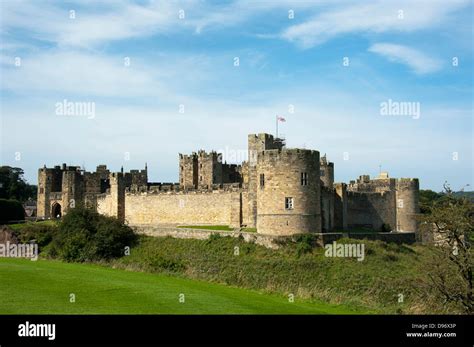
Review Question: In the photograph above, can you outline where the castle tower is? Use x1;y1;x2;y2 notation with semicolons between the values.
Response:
395;178;420;232
37;166;54;219
37;165;69;219
320;155;334;188
61;166;83;215
179;153;198;188
334;182;348;229
109;172;125;222
247;133;285;227
197;150;222;187
256;148;321;235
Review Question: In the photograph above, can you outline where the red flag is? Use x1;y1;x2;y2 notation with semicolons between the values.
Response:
277;116;286;122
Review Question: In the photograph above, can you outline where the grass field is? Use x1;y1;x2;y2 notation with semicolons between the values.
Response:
177;225;257;232
0;258;364;314
177;225;234;231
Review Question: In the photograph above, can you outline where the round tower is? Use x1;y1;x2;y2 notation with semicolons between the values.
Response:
395;178;419;232
320;155;334;188
256;148;321;235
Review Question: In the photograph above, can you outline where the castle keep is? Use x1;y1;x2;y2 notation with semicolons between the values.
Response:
37;133;420;235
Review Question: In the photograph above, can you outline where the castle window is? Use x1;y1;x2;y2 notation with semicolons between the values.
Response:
285;197;294;210
260;173;265;188
200;176;202;181
301;172;308;186
39;188;44;194
200;163;202;169
320;169;325;177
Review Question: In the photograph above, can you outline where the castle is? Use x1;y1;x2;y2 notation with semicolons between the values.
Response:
37;133;420;235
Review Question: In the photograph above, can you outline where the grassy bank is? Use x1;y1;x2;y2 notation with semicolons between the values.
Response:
0;258;362;314
111;235;454;314
177;225;233;231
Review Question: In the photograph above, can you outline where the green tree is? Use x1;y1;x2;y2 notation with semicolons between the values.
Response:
0;166;37;202
51;206;138;262
421;184;473;314
419;189;443;214
0;199;25;222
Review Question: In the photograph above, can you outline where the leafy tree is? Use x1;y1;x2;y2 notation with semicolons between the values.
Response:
419;189;443;214
0;166;37;202
0;199;25;222
51;206;138;262
421;184;473;314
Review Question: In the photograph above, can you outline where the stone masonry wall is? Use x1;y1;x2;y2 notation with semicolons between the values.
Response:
257;149;321;235
123;190;240;226
346;191;396;231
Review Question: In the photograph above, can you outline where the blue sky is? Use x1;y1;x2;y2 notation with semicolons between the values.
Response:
0;0;472;191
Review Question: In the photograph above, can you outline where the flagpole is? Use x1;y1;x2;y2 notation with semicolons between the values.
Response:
276;115;278;138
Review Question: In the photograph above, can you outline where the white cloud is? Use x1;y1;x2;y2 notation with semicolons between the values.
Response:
281;0;470;48
0;0;186;48
0;50;216;102
368;43;442;74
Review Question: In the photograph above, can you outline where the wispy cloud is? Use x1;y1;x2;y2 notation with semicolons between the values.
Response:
1;0;180;48
368;43;442;74
280;0;470;48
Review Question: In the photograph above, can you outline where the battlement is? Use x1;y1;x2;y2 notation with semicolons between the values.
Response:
348;174;419;193
123;182;243;196
179;153;198;160
397;178;420;186
258;148;319;162
347;190;393;198
129;169;147;174
248;133;285;153
320;154;334;167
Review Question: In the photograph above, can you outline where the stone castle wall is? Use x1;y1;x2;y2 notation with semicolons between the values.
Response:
346;191;396;231
98;188;241;227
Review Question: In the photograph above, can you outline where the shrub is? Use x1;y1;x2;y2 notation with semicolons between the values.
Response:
15;222;58;249
294;233;316;256
51;207;138;262
146;256;186;273
0;199;25;223
206;233;222;244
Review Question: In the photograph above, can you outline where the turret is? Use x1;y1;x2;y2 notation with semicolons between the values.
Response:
256;148;321;235
395;178;420;232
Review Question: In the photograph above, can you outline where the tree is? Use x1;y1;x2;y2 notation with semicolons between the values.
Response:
421;184;473;314
50;206;138;262
0;166;37;202
0;199;25;223
419;189;443;214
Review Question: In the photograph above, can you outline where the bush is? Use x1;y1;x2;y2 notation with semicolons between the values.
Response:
0;199;25;223
15;222;58;249
294;233;317;256
50;207;138;262
146;256;186;273
206;233;222;244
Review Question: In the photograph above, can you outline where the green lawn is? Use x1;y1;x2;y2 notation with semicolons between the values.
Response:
0;258;363;314
177;225;258;232
177;225;233;231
